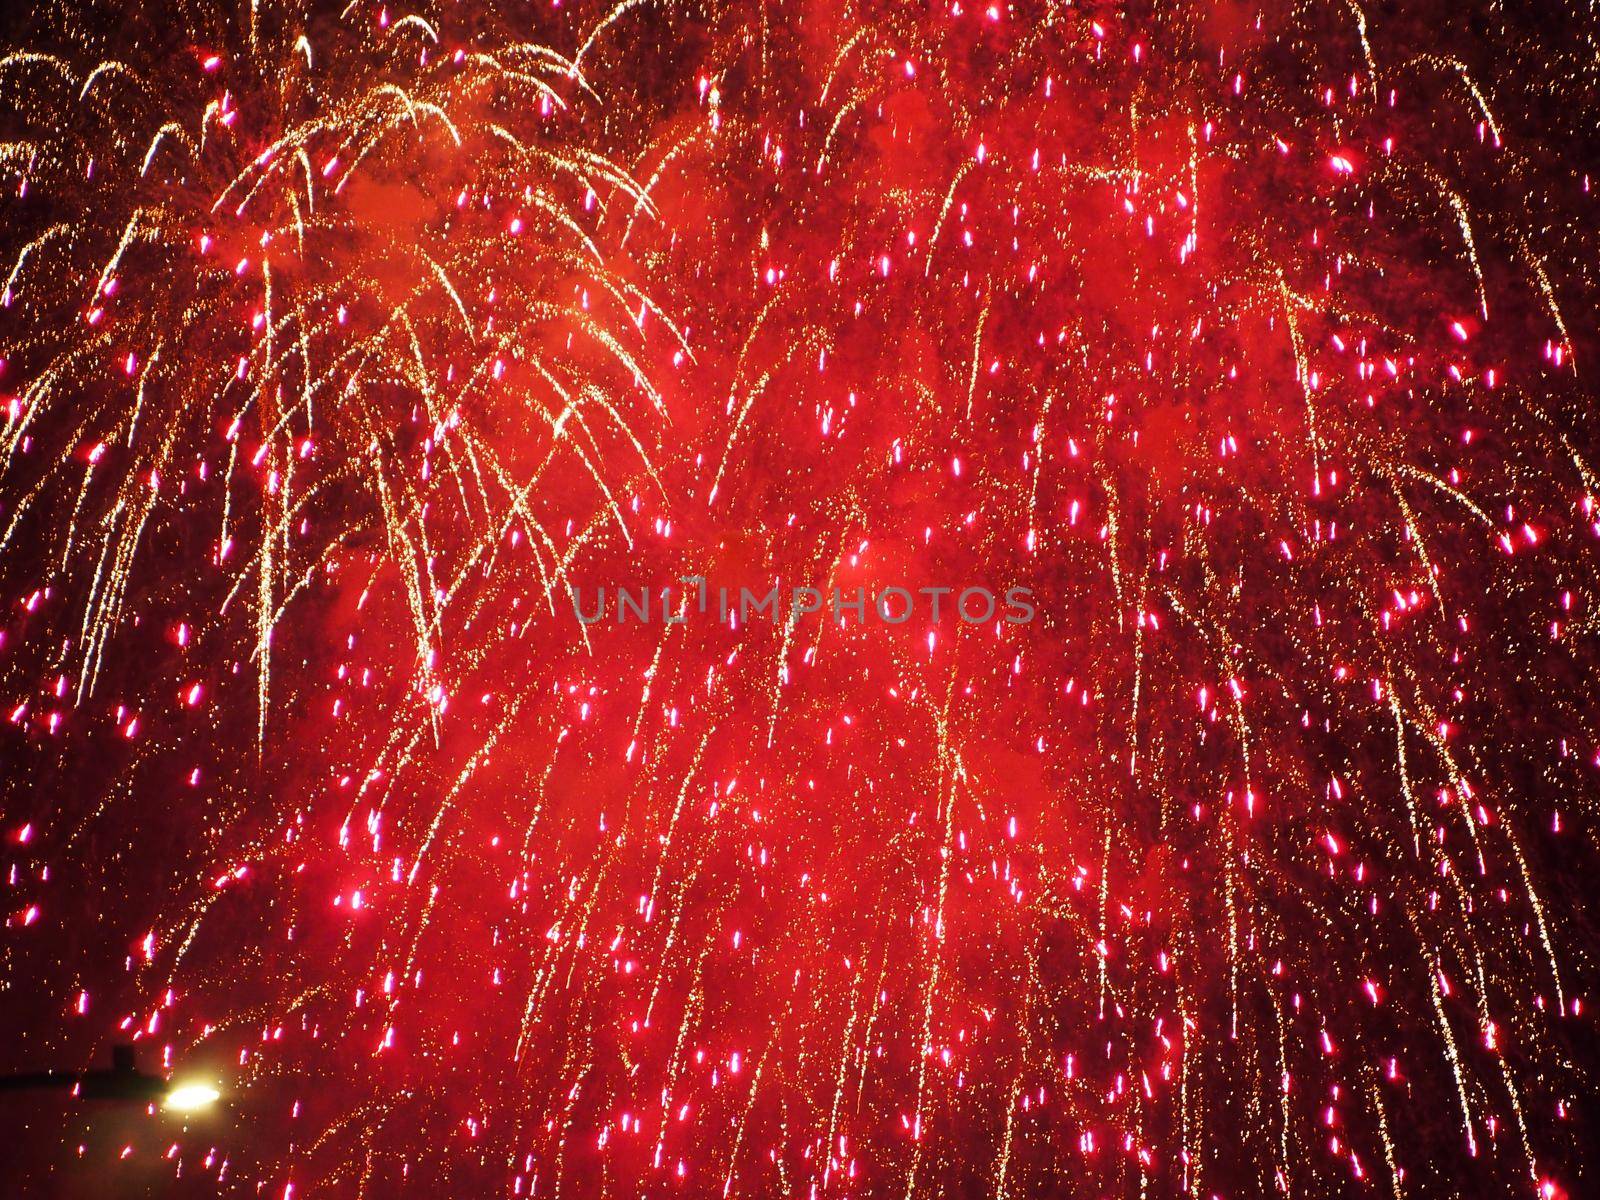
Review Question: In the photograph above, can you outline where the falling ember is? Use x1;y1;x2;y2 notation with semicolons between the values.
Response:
1;1;1598;1198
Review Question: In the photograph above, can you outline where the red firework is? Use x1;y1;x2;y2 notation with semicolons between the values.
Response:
1;1;1598;1198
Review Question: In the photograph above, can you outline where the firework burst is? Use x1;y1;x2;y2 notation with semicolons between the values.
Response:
2;1;1598;1198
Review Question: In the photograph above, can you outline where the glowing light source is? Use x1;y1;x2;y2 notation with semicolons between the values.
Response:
161;1082;222;1114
